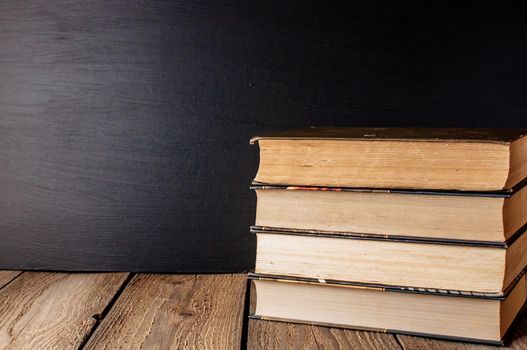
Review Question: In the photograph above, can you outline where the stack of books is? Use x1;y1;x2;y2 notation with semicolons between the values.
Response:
248;127;527;345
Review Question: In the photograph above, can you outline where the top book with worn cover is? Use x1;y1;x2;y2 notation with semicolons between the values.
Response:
251;127;527;192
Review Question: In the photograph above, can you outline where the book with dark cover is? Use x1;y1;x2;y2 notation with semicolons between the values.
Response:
251;127;527;144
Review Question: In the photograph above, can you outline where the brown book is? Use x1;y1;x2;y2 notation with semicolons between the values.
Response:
251;127;527;191
253;185;527;243
249;272;527;346
252;227;527;293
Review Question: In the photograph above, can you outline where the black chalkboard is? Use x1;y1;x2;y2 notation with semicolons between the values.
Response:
0;1;526;271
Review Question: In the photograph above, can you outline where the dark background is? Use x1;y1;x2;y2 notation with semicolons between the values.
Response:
0;1;526;271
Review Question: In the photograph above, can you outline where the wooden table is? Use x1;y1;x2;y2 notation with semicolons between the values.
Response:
0;271;526;349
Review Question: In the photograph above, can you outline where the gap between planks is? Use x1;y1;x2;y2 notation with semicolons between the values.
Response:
0;271;130;349
0;271;22;291
83;273;247;349
78;272;136;349
0;272;247;350
2;272;524;349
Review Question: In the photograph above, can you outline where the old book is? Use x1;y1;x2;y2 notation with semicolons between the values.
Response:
251;127;527;191
253;184;527;243
252;227;527;293
249;272;527;345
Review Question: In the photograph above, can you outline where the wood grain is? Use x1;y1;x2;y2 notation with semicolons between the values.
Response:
396;336;493;350
248;320;319;350
0;272;129;349
84;274;246;350
248;319;401;350
311;327;401;350
0;271;21;289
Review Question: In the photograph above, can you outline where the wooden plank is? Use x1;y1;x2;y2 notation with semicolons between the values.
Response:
248;320;319;350
0;272;129;349
248;319;402;350
396;335;493;350
84;274;246;350
396;334;503;350
0;271;21;289
311;326;401;350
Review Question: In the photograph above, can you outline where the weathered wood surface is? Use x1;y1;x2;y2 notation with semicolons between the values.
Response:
0;271;21;289
0;270;526;349
248;316;527;350
0;272;129;349
84;274;247;350
396;335;499;350
248;319;401;350
311;327;401;350
248;320;319;350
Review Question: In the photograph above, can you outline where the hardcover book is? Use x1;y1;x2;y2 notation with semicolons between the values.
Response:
249;272;527;346
252;226;527;293
249;127;527;344
253;183;527;243
251;127;527;191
